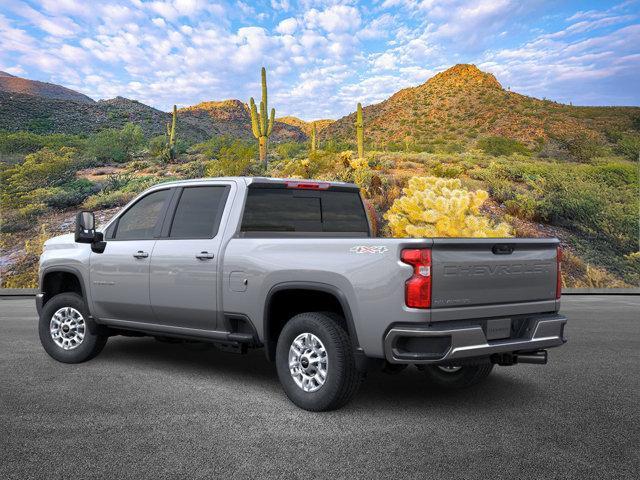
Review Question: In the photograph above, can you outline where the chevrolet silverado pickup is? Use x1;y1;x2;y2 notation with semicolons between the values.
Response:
37;177;567;411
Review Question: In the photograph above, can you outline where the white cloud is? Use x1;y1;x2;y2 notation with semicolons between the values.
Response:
305;5;361;33
271;0;291;11
57;44;90;64
8;2;80;37
276;17;298;35
1;65;26;76
0;0;636;118
358;13;396;39
371;52;397;70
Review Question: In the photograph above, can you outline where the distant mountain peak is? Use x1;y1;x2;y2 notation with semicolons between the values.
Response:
426;63;502;90
180;99;246;111
0;72;95;103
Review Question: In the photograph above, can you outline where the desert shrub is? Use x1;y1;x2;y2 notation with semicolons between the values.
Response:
275;141;306;160
432;163;463;178
103;173;134;192
27;117;54;134
125;160;152;172
384;176;512;237
0;225;50;288
615;133;640;160
193;136;254;158
478;158;638;256
587;162;637;187
0;131;87;154
175;160;206;179
504;194;539;220
561;250;628;288
83;190;135;210
30;178;98;209
88;123;144;163
148;135;167;157
555;132;603;162
322;139;352;153
0;147;81;212
440;142;465;154
276;151;339;180
202;139;257;177
477;136;529;156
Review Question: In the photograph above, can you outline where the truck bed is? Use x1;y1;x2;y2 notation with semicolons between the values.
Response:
222;236;561;359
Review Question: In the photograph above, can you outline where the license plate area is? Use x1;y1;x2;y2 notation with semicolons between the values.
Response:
486;318;512;340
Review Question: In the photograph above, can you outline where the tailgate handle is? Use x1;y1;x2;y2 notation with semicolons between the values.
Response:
492;244;514;255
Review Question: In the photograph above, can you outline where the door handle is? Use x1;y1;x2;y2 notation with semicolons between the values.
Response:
133;251;149;259
195;251;215;260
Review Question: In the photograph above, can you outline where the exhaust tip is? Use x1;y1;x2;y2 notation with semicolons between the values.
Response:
492;350;548;365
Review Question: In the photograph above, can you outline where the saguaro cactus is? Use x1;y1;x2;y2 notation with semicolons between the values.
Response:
250;67;275;167
355;102;364;160
310;122;317;152
166;104;177;161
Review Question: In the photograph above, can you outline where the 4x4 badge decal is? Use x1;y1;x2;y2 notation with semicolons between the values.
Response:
350;245;389;254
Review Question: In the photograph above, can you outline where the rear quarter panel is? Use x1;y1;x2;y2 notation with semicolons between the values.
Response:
221;237;433;357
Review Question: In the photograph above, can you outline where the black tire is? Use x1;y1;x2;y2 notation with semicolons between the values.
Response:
421;363;494;389
38;293;108;364
276;312;362;411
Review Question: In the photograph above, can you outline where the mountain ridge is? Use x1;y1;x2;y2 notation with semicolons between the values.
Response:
2;65;638;149
321;64;639;148
0;72;95;104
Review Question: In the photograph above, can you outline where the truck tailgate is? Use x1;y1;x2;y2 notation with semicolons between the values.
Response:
431;238;559;308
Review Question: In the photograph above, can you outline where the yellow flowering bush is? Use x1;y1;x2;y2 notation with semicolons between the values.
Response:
384;176;513;237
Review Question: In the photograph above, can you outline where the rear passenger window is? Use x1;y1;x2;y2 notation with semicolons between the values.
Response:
169;186;228;238
241;188;369;234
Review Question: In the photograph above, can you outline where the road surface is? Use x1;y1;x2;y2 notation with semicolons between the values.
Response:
1;295;638;479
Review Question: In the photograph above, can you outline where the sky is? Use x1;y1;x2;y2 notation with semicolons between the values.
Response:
0;0;638;120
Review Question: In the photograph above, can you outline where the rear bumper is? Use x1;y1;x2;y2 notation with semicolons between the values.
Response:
384;313;567;364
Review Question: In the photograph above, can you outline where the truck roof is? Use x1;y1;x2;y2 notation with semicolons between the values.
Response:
155;176;360;191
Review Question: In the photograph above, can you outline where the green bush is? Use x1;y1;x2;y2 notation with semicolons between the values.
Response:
477;158;638;255
505;194;540;221
477;136;529;156
30;179;97;209
275;141;306;160
195;136;257;177
83;190;135;210
615;133;640;160
0;147;80;211
175;161;206;179
0;131;87;154
432;163;464;178
148;135;166;157
88;123;144;163
555;132;603;162
27;117;54;134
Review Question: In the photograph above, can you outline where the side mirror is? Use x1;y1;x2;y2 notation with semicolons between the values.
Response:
75;211;97;243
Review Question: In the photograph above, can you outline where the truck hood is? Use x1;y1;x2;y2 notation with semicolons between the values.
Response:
44;233;75;248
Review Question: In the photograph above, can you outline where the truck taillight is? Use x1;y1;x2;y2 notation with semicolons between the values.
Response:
401;248;431;309
285;181;330;190
556;245;562;299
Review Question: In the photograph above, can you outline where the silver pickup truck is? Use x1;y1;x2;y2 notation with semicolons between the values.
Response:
37;176;567;411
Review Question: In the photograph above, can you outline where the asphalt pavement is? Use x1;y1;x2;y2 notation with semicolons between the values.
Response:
1;295;638;479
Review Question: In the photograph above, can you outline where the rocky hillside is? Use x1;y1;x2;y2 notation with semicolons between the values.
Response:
179;100;306;142
321;64;640;148
0;91;210;142
0;75;306;143
0;71;94;104
277;116;334;135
